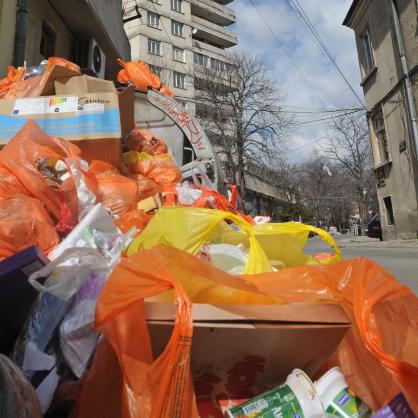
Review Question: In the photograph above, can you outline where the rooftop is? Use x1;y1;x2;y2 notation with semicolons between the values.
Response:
342;0;360;26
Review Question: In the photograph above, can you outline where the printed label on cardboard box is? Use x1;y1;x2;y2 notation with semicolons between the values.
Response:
12;97;78;116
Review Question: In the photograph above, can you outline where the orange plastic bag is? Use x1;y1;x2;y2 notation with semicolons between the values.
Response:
90;160;139;217
125;128;168;155
127;155;182;193
0;166;27;198
46;57;80;73
75;246;418;417
0;57;80;99
115;209;154;233
117;59;161;90
159;85;174;98
0;195;59;259
128;173;159;200
0;121;84;230
0;66;25;97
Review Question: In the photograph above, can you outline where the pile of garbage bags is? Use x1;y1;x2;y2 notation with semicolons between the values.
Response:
0;64;417;418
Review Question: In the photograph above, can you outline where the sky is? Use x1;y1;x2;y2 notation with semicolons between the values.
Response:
233;0;363;162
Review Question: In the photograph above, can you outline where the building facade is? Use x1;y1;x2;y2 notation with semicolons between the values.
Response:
344;0;418;239
123;0;237;113
0;0;130;79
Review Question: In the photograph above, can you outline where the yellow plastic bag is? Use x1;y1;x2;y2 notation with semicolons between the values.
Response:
127;207;271;274
216;221;342;267
127;207;341;273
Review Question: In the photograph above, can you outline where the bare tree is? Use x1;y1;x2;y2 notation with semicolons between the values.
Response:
193;51;290;202
324;112;375;233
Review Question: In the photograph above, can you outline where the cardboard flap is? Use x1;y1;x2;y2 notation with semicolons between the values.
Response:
145;303;351;325
118;85;135;137
41;65;81;96
54;74;117;95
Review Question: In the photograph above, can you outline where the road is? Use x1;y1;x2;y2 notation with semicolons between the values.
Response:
305;235;418;295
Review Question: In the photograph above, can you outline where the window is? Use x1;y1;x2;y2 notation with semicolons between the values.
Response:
383;196;394;225
147;11;160;28
173;71;185;89
361;30;375;76
148;38;161;55
173;46;185;62
193;52;209;67
171;20;183;37
171;0;182;12
149;64;162;77
40;20;56;59
211;58;226;71
373;113;390;162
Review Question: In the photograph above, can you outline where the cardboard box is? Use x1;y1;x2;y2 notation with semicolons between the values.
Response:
137;194;163;213
0;71;135;167
372;394;415;418
0;246;49;355
145;302;351;417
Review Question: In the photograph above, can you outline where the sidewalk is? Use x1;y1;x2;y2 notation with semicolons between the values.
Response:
336;234;418;249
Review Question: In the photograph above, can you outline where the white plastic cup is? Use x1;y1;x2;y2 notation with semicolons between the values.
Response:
225;369;324;418
315;367;373;418
286;369;325;418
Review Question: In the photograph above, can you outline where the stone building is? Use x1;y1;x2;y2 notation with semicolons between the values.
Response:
0;0;130;78
344;0;418;239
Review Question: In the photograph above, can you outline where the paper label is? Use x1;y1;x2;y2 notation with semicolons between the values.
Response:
76;103;105;113
12;96;78;116
228;384;304;418
326;388;373;418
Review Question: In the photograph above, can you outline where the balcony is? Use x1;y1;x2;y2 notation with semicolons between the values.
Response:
190;0;235;27
191;15;238;49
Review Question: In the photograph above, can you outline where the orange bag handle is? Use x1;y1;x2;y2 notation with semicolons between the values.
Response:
92;251;198;418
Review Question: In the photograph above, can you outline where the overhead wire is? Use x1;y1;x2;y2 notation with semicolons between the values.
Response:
288;0;366;109
248;0;330;108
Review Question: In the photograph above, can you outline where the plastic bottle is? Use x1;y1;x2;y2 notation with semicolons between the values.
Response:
315;367;373;418
225;369;324;418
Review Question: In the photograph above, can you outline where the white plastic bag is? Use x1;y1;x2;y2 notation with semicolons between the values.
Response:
29;248;109;301
48;204;127;267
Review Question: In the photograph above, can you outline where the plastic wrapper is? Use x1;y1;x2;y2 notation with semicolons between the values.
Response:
74;245;418;418
125;128;168;155
0;195;59;260
0;354;42;418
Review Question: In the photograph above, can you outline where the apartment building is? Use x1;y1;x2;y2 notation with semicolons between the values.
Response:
123;0;237;113
344;0;418;239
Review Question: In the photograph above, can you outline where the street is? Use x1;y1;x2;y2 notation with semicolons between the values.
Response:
305;235;418;295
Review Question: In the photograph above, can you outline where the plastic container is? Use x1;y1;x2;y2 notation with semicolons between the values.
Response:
225;369;324;418
315;367;373;418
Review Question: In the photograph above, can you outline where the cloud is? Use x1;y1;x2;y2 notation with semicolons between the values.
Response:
233;0;363;162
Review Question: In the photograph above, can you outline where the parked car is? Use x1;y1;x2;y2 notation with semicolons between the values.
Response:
367;214;382;240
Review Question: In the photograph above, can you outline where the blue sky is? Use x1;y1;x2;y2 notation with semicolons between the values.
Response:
233;0;362;161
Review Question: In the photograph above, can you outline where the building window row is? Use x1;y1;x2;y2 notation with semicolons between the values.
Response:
148;0;182;12
146;9;184;37
147;64;186;90
193;52;228;71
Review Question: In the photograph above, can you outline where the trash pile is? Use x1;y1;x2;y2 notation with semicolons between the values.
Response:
0;58;417;418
